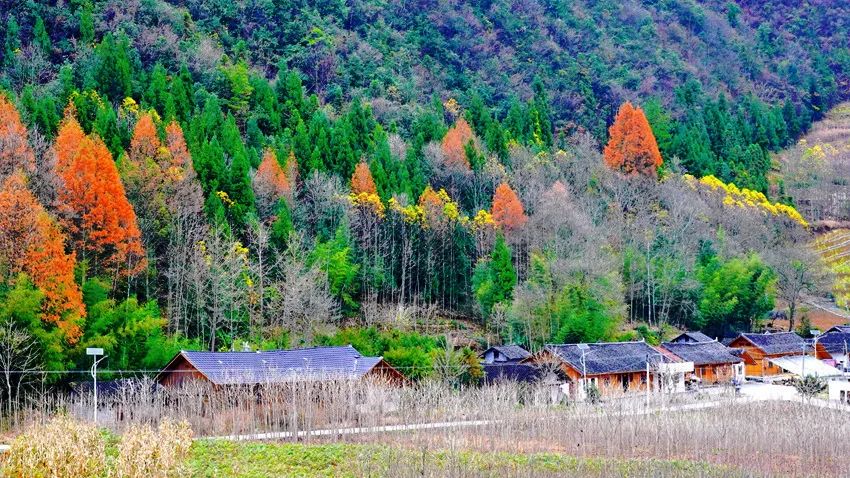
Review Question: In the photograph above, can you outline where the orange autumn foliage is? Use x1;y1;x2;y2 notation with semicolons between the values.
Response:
441;118;473;170
0;94;36;178
603;102;663;177
54;116;86;175
54;118;146;278
253;149;291;219
129;113;164;161
0;172;85;343
491;182;527;232
256;149;291;197
165;121;192;171
350;161;377;195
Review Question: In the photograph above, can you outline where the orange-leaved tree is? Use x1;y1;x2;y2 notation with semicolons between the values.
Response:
54;116;146;279
165;120;192;172
603;102;663;177
253;148;291;219
350;160;377;195
0;172;85;343
491;182;527;233
0;94;36;179
441;117;473;171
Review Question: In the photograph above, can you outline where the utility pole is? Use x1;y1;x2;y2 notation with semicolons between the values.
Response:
87;348;106;424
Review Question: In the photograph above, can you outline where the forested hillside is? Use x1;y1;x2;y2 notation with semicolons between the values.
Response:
0;0;846;385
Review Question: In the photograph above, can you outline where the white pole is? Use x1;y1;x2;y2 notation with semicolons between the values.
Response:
90;355;106;424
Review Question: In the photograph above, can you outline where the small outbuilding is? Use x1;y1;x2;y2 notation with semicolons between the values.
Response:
828;379;850;405
659;340;744;384
824;325;850;334
156;345;406;388
728;332;808;378
669;331;714;344
480;344;531;364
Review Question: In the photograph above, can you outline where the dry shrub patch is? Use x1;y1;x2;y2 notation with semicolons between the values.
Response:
114;418;193;478
1;415;106;478
0;415;192;478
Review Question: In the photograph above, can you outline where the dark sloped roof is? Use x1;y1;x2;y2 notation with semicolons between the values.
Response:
825;325;850;334
483;363;542;383
545;341;666;375
737;332;808;355
670;331;714;343
162;345;386;385
817;332;850;355
480;345;531;361
660;341;742;366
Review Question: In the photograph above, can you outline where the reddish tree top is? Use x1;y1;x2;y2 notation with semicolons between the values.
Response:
0;172;85;343
491;182;527;232
256;149;291;198
165;121;191;170
603;102;663;177
0;94;36;179
129;113;164;162
55;123;146;278
350;160;377;195
441;118;473;170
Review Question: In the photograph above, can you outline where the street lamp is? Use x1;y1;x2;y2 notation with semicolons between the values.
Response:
646;351;665;408
87;348;106;424
577;343;590;399
802;330;821;379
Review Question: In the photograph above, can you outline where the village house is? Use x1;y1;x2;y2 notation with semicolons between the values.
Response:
524;341;692;399
814;331;850;372
728;332;808;377
156;345;406;388
659;339;743;384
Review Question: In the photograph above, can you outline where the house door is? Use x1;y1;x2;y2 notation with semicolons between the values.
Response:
621;374;629;391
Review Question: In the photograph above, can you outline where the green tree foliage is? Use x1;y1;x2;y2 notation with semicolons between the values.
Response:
309;226;360;314
694;253;776;337
473;235;516;319
92;33;134;103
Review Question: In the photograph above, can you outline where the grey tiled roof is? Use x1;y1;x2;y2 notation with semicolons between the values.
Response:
738;332;808;355
670;331;714;344
545;341;666;375
817;332;850;355
481;345;531;361
170;345;384;385
482;363;542;383
660;341;743;366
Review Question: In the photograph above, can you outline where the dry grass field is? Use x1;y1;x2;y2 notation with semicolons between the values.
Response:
3;380;849;477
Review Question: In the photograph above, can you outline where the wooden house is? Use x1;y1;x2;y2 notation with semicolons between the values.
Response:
156;345;406;388
524;341;692;399
659;340;743;384
728;332;807;377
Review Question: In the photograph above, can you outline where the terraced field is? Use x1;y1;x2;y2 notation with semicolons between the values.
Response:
814;229;850;309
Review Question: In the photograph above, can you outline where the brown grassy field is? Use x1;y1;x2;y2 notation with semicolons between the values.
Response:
4;380;849;477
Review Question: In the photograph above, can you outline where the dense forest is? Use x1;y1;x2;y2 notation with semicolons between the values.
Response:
0;0;848;389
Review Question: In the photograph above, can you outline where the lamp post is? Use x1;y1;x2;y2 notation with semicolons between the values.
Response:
577;343;590;400
87;348;106;424
646;351;665;408
802;330;821;379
